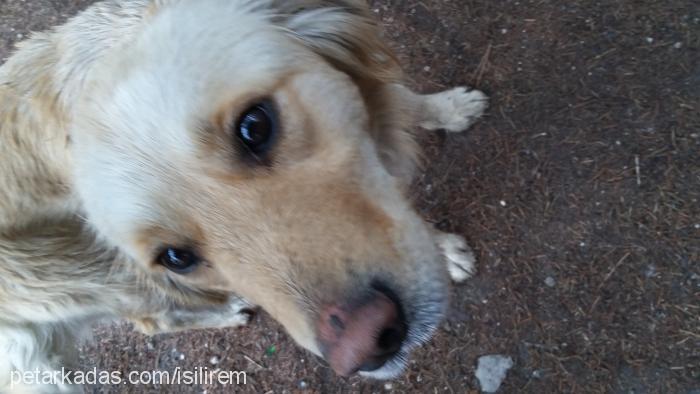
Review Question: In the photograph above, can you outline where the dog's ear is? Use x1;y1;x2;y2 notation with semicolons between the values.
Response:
271;2;417;182
271;0;402;84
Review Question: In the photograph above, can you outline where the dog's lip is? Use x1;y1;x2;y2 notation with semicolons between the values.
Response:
356;349;410;379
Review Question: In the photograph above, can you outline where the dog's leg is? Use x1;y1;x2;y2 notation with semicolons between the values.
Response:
374;84;483;282
435;232;477;283
415;86;488;132
130;295;255;335
0;322;86;394
390;84;483;280
385;84;488;133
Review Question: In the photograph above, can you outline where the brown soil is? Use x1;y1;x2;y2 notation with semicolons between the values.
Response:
1;0;698;393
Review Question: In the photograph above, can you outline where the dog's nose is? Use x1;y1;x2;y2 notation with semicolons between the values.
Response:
317;286;407;376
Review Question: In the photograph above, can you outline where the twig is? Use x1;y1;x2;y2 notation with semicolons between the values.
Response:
599;252;630;288
243;354;265;370
589;253;631;313
473;42;492;87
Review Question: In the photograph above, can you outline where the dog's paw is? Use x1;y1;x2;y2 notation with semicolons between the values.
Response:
131;297;255;335
437;233;476;282
421;87;489;132
223;297;256;327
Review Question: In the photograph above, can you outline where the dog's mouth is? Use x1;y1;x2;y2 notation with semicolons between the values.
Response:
315;279;447;379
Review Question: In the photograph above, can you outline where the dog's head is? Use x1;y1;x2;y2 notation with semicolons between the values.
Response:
70;0;449;378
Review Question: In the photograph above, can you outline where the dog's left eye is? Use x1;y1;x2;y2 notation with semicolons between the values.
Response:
235;100;277;156
156;247;200;274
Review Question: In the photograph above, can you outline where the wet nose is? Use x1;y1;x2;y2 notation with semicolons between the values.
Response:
317;286;408;376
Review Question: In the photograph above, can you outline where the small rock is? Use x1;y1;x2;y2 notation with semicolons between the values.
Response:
299;380;308;389
476;355;514;393
645;265;657;278
645;37;654;43
209;356;220;365
544;276;556;287
384;382;394;390
673;42;683;49
499;200;507;207
178;353;185;361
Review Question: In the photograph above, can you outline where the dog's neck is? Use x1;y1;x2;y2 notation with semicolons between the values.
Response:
0;1;150;229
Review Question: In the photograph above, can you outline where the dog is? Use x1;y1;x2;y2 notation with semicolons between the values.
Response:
0;0;487;391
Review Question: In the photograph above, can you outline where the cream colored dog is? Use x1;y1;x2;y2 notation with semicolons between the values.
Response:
0;0;487;392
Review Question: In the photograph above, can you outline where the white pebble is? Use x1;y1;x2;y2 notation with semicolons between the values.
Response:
545;276;556;287
476;355;514;393
209;356;220;365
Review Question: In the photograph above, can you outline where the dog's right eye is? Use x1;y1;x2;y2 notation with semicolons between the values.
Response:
234;100;277;158
156;247;200;274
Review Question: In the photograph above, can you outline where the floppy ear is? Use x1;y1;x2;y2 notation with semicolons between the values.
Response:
271;1;418;185
271;0;402;84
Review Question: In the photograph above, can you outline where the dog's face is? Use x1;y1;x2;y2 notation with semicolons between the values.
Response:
71;0;449;378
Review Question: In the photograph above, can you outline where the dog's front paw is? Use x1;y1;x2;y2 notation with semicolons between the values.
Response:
421;87;488;132
131;297;255;335
224;297;256;327
437;233;476;282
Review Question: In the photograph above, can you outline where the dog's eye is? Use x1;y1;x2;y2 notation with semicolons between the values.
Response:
156;247;200;274
235;101;277;156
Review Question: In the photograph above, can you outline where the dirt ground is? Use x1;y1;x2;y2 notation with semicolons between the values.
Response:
1;0;698;393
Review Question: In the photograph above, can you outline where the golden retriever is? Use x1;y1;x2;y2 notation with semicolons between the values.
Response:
0;0;487;391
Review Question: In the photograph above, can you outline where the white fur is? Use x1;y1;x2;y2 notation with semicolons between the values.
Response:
437;233;477;282
419;87;488;132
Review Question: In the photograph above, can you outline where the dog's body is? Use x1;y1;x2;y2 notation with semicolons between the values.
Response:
0;1;487;392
